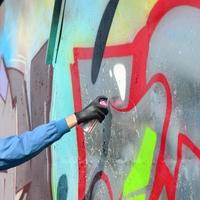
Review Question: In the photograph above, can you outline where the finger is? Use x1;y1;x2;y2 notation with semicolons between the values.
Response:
96;113;105;123
97;109;106;116
96;110;105;122
97;106;109;115
95;113;103;122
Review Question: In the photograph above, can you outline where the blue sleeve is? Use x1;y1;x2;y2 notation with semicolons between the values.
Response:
0;118;70;170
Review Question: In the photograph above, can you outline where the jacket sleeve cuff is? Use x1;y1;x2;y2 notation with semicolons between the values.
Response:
55;118;70;134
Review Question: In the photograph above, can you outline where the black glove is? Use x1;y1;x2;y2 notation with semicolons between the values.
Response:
75;96;109;124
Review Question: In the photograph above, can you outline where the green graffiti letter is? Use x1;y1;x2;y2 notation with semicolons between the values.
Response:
123;127;157;197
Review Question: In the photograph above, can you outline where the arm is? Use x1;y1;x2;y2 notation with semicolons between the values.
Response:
0;117;73;170
0;96;108;170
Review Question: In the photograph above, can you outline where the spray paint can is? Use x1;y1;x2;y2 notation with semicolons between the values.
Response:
81;99;109;133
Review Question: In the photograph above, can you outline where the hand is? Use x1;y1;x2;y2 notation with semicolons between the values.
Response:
75;96;109;124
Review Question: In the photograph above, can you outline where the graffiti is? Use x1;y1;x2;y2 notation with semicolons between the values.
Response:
46;0;64;64
57;174;68;200
54;0;67;63
0;0;55;199
89;171;113;200
71;41;154;199
2;0;200;199
91;0;119;84
132;1;200;199
0;43;53;199
70;0;200;199
122;128;157;199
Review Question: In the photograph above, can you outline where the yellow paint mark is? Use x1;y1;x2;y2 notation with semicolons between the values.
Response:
145;0;158;16
107;0;158;44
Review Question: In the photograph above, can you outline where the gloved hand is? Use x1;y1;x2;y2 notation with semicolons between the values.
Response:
75;96;109;124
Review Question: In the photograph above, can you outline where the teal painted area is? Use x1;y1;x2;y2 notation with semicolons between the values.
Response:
50;61;78;199
46;0;63;64
50;1;110;199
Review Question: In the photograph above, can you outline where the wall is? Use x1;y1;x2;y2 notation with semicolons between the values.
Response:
1;0;200;200
0;0;54;199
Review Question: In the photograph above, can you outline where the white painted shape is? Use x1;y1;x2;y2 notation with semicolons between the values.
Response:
113;63;126;101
